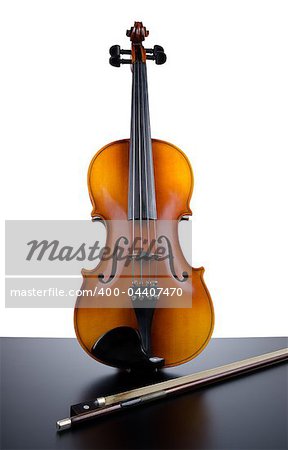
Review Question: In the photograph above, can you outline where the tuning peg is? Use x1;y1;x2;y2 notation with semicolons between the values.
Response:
154;45;164;54
146;45;164;55
109;56;121;67
155;51;167;65
109;45;131;57
110;45;121;57
145;45;166;65
109;56;132;67
146;51;167;65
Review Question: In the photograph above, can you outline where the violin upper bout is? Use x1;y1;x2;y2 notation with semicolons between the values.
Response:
151;139;194;220
87;139;130;220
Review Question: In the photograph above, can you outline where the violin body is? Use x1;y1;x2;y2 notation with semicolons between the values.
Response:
74;138;214;367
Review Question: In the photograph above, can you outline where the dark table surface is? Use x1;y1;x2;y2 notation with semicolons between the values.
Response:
1;336;287;450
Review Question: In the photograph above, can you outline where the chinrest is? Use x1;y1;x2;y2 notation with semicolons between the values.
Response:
91;326;165;370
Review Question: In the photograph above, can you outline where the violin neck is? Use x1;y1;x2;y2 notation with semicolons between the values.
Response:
128;61;157;221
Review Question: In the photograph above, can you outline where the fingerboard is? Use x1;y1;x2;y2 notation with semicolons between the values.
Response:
128;61;157;220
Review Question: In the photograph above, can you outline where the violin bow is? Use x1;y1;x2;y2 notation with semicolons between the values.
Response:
57;347;288;431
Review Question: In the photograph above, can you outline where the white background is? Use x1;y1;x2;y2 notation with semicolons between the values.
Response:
1;0;287;338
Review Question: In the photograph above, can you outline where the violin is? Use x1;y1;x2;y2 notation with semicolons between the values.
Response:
74;22;214;370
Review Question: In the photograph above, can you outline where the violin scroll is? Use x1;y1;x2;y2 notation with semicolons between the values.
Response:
109;22;167;67
126;21;149;43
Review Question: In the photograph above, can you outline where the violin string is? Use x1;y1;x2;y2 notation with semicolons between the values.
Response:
136;61;143;284
143;62;158;288
141;61;151;286
131;62;136;287
130;61;157;295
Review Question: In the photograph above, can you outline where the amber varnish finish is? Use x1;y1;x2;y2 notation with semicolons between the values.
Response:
74;139;214;367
